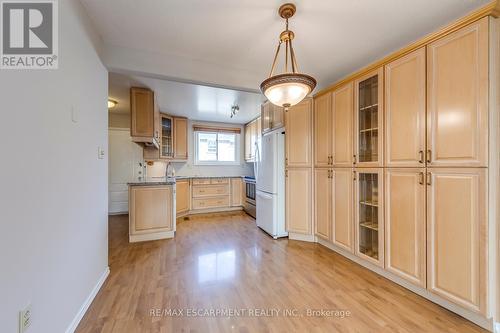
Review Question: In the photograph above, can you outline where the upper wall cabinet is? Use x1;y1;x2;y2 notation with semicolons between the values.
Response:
285;98;313;167
313;93;332;167
385;48;426;167
354;68;384;167
332;82;354;167
130;87;160;146
262;101;285;134
427;17;488;167
143;115;188;161
244;117;260;162
173;117;188;160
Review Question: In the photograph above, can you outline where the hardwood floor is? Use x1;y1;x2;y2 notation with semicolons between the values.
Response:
77;212;486;333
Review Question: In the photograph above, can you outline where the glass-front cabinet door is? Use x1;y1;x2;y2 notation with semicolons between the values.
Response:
160;114;174;159
354;68;383;167
354;168;384;266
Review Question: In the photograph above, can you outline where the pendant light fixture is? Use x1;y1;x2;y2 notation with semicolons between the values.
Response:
260;3;316;109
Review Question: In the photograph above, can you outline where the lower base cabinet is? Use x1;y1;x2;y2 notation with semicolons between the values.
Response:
354;168;384;267
176;180;190;215
332;168;354;252
426;168;487;315
129;185;175;242
286;168;312;235
385;168;426;288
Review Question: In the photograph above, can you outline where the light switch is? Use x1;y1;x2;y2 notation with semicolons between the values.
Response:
98;147;105;159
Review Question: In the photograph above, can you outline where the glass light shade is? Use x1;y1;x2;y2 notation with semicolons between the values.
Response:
108;99;117;109
260;73;316;108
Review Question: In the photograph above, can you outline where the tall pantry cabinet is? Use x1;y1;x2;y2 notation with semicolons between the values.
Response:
313;15;496;320
285;99;314;239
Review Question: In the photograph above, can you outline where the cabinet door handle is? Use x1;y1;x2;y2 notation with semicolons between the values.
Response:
426;150;432;164
285;158;288;166
331;155;334;165
353;154;357;164
285;170;288;177
353;170;356;181
426;172;432;186
418;150;424;164
418;172;424;185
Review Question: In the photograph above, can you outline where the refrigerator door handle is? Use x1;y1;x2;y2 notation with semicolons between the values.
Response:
254;142;260;182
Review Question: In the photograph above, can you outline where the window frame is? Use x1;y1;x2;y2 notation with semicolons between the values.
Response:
194;130;240;166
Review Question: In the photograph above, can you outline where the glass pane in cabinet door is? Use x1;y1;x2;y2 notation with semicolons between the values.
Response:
161;117;172;157
358;173;379;260
358;76;379;162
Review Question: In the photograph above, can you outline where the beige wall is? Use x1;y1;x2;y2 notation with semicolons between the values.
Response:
109;112;130;128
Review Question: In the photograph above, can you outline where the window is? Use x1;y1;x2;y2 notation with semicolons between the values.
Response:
194;129;240;165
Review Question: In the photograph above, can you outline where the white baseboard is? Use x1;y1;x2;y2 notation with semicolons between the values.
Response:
317;238;494;332
65;267;110;333
288;232;316;242
129;230;175;243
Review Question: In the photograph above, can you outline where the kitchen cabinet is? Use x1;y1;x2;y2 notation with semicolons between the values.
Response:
176;179;190;215
285;98;312;167
313;93;332;167
332;168;354;252
314;168;331;240
385;168;426;287
332;82;354;167
354;168;384;266
427;18;488;167
354;68;383;167
173;117;188;160
143;114;188;161
261;101;284;134
129;185;175;242
130;87;160;146
231;178;243;207
191;178;232;211
286;168;312;234
244;118;260;162
426;168;487;315
385;48;426;167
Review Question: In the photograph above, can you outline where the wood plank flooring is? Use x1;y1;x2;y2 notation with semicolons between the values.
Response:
76;212;486;333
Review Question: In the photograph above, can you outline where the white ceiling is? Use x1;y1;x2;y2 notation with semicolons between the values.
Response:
82;0;490;92
108;73;264;124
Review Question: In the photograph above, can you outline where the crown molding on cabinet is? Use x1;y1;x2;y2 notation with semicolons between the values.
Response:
314;0;499;98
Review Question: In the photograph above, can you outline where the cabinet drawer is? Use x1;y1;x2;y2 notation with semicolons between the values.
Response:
192;178;211;185
192;196;230;209
211;178;229;185
192;185;229;197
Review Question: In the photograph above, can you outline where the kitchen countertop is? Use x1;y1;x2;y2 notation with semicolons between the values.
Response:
128;177;176;186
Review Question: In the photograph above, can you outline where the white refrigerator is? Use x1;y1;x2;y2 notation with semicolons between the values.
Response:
255;131;287;239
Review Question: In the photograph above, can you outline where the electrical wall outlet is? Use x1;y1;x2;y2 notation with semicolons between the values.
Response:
19;304;31;333
98;147;105;159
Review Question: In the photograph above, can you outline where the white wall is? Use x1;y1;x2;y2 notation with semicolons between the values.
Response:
0;0;108;332
145;120;254;178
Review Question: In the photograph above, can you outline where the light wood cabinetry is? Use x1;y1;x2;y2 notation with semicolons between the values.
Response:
332;82;354;167
129;185;175;242
426;168;487;315
286;168;312;234
385;168;426;287
173;117;188;160
427;18;488;167
354;168;384;266
130;87;160;146
385;48;426;167
332;168;354;252
313;93;332;167
231;178;243;207
285;98;312;167
244;118;261;162
175;180;190;215
261;101;285;134
143;114;189;161
354;68;384;167
314;168;331;240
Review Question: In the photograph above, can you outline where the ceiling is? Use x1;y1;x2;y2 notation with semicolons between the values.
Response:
108;73;264;124
82;0;490;92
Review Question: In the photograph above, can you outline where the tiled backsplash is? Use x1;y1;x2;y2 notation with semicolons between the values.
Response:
146;161;254;178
